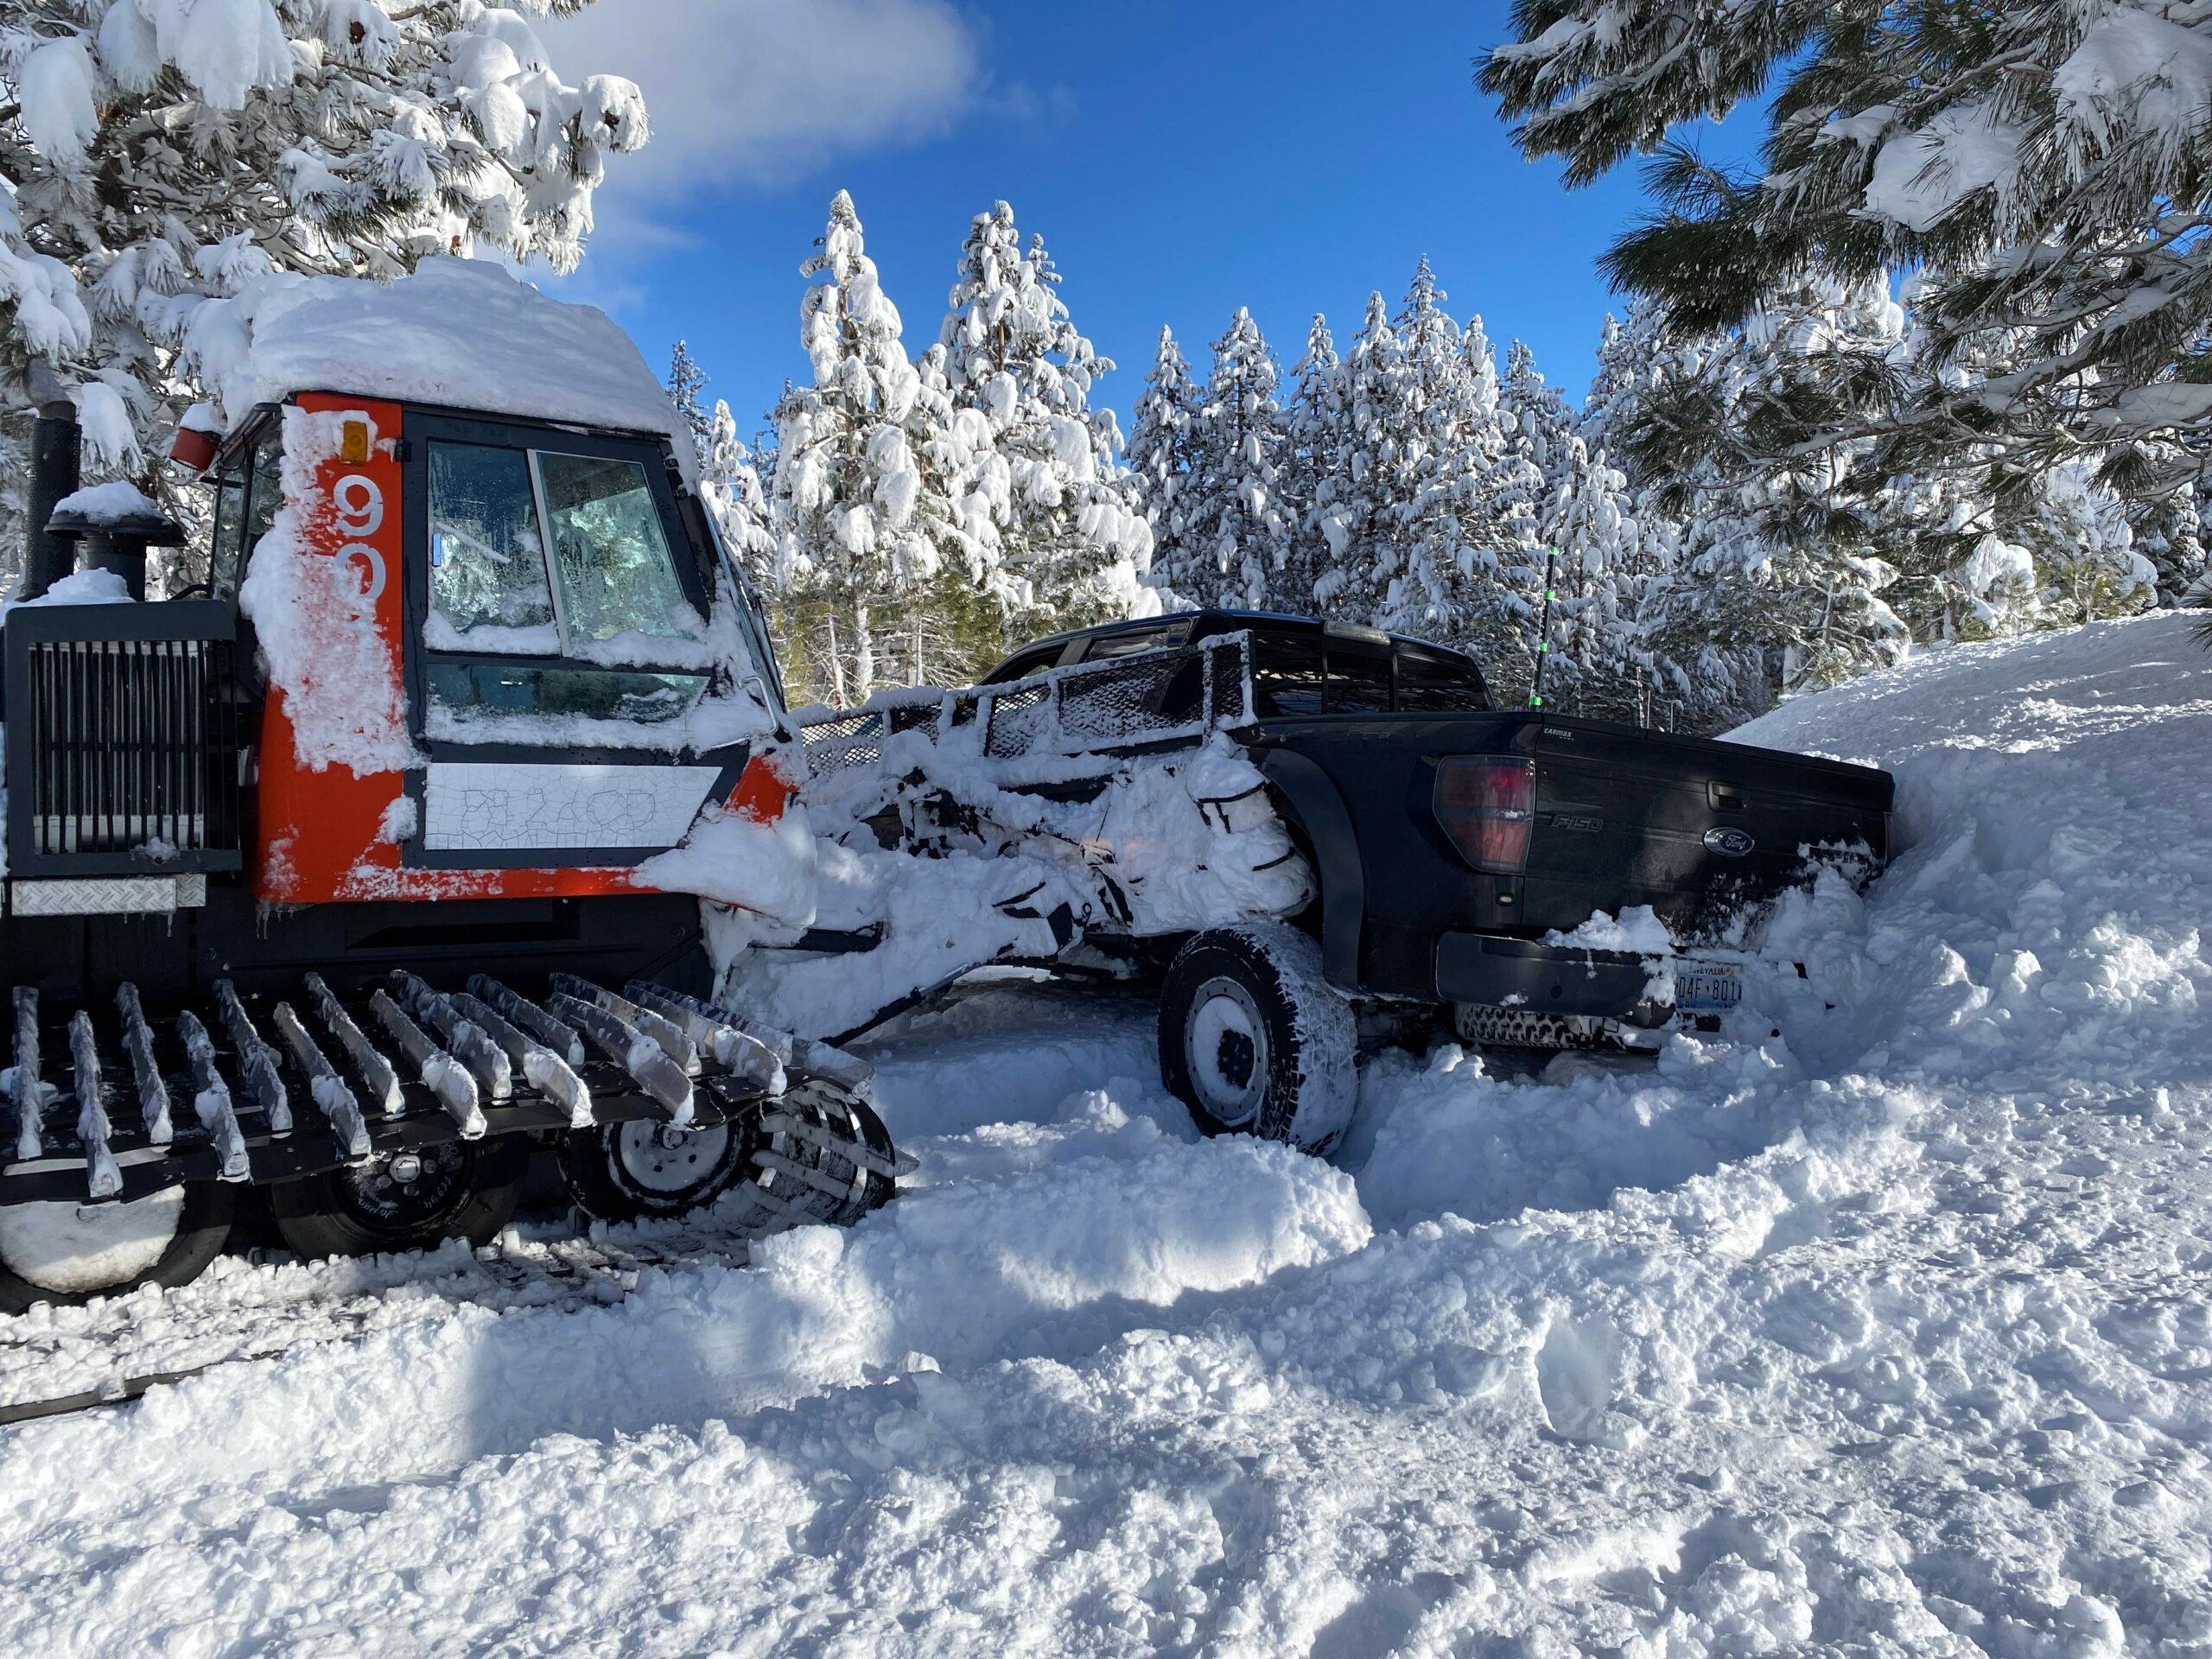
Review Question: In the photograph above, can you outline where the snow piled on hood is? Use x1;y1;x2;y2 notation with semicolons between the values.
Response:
185;257;695;480
3;613;2212;1655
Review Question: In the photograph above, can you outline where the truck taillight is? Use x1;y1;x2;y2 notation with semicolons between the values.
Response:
1434;756;1535;874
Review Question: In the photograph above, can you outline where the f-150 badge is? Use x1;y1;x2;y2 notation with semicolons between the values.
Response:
1704;827;1756;857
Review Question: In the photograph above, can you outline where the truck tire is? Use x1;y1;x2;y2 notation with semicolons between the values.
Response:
268;1135;531;1261
1158;925;1357;1155
0;1181;238;1313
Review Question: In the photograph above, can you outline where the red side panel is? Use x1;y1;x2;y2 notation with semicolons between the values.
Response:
253;395;417;906
251;397;785;909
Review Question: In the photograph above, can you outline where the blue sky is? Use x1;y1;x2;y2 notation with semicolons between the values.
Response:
540;0;1759;442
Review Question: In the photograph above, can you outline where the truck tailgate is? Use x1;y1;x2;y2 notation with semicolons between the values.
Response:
1522;719;1892;938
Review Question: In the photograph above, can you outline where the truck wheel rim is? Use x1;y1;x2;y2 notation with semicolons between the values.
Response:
612;1120;733;1199
1187;976;1267;1128
0;1190;186;1295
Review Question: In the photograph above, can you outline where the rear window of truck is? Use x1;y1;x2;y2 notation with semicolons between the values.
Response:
1396;645;1490;710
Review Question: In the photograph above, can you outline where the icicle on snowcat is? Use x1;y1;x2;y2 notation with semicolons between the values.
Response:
0;263;898;1311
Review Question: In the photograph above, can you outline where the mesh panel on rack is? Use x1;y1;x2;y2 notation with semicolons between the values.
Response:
801;710;887;772
1054;646;1211;748
981;683;1052;758
796;633;1255;776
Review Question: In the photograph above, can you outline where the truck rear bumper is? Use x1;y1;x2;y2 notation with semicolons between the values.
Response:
1433;932;1669;1026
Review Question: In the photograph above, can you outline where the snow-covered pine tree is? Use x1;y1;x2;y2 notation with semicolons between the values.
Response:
1178;308;1291;610
0;0;648;580
1313;292;1412;624
665;340;715;471
768;190;934;706
1500;338;1611;710
1384;257;1473;635
1581;301;1693;497
2017;461;2157;628
1281;313;1345;613
2102;437;2207;608
1619;274;1911;711
887;340;1025;689
702;398;776;594
1125;326;1202;608
938;201;1154;641
1484;2;2212;495
1538;431;1647;721
1442;313;1545;689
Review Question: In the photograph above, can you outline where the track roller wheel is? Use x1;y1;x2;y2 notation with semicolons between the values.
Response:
268;1135;531;1261
563;1081;899;1234
560;1115;762;1224
0;1182;238;1313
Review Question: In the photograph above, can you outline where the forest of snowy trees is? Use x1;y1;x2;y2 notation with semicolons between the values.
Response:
684;225;2209;726
7;2;2207;731
671;194;1155;709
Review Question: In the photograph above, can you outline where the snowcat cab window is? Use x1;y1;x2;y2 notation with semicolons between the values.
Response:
209;474;248;601
244;430;283;558
414;420;717;747
427;442;559;649
1079;626;1173;664
426;664;707;729
985;640;1075;684
534;453;699;648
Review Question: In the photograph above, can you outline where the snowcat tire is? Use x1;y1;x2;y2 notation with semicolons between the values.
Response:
267;1135;532;1262
563;1086;900;1230
0;1180;238;1315
1159;925;1357;1156
560;1116;762;1224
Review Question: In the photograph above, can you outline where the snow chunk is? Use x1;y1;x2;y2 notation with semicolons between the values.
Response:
149;0;297;111
72;383;142;473
50;480;161;527
1543;904;1674;957
3;567;133;613
634;803;818;926
1861;101;2024;230
16;37;99;162
2056;10;2212;162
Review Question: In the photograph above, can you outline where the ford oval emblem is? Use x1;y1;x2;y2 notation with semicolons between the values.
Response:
1705;827;1756;858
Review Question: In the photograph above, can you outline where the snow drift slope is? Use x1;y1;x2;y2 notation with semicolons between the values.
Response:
3;614;2212;1656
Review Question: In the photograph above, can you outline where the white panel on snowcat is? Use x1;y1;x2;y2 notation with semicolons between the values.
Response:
423;763;721;854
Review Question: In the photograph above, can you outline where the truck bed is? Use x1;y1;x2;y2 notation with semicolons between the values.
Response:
1248;708;1892;1007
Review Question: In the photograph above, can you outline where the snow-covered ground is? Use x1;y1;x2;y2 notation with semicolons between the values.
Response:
3;612;2210;1656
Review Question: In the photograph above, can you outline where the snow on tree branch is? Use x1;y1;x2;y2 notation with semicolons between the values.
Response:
1;0;649;568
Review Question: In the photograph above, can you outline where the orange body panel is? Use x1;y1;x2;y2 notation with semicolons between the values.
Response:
251;396;777;907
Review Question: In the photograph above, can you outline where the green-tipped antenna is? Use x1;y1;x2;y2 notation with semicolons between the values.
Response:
1529;546;1561;709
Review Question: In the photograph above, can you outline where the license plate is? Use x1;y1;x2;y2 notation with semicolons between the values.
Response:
1675;965;1742;1013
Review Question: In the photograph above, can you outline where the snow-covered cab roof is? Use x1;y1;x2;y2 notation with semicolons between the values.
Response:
188;258;694;479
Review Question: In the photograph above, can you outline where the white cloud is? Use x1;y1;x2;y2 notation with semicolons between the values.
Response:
537;0;982;200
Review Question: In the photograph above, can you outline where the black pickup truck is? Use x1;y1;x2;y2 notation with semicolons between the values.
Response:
983;610;1895;1151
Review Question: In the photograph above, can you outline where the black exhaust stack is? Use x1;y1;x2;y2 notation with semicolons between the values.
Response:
43;499;185;602
21;365;82;605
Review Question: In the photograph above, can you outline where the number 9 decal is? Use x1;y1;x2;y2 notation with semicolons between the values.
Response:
334;474;385;537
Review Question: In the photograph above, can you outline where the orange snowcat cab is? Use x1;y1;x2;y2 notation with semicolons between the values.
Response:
0;264;895;1311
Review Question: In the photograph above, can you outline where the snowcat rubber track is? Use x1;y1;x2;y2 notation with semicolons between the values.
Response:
0;973;912;1230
